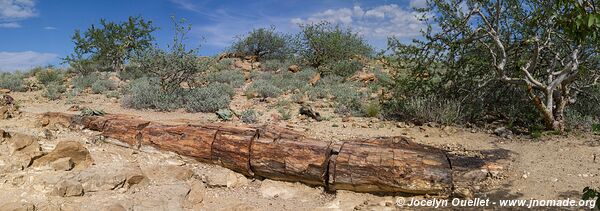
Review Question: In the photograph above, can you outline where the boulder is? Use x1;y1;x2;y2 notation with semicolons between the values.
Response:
308;72;321;85
100;204;127;211
0;202;35;211
32;141;93;170
52;180;84;197
494;127;513;139
288;65;300;73
6;133;44;169
203;167;249;188
299;104;322;121
0;89;10;94
184;180;205;209
51;157;74;171
78;165;146;192
350;71;376;82
252;62;261;69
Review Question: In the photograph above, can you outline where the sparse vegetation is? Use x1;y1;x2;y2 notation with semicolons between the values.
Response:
0;72;27;92
245;80;283;98
43;82;66;100
204;70;245;88
240;109;258;124
36;68;64;86
230;26;294;61
298;22;372;68
185;83;234;113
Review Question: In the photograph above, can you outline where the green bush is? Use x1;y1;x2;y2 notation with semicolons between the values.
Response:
230;27;293;61
36;69;64;86
0;72;27;92
363;102;381;118
205;70;245;88
277;107;292;120
565;109;596;132
392;96;462;125
132;18;205;95
298;22;372;67
240;109;258;123
118;65;148;81
121;77;183;111
43;82;66;100
185;83;234;113
71;73;100;90
213;58;235;71
245;80;283;98
262;59;291;72
91;79;116;94
321;59;363;78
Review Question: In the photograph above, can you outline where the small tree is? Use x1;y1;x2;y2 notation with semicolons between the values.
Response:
394;0;600;131
230;26;293;61
132;17;205;95
298;22;372;68
65;16;157;73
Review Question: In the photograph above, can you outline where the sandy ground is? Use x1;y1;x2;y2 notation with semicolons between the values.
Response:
1;90;599;210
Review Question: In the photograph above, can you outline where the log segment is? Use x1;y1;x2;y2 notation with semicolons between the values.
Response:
250;125;332;186
330;137;452;194
39;112;453;195
210;125;257;176
141;124;217;162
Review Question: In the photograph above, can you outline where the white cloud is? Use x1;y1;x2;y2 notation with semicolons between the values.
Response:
410;0;428;9
43;26;56;30
0;51;58;71
169;0;198;12
0;0;37;20
291;4;426;39
0;0;37;29
0;21;20;28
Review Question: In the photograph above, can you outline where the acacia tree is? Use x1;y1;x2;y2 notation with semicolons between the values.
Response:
65;16;157;73
230;26;293;61
397;0;600;131
298;22;372;67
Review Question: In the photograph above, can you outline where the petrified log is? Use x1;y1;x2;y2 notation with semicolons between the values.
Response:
329;137;452;194
101;116;150;148
141;124;217;162
38;112;453;195
210;125;257;176
250;125;332;186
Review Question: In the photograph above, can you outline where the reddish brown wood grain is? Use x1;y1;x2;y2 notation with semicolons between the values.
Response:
39;112;453;195
330;137;452;194
141;124;217;162
251;125;332;186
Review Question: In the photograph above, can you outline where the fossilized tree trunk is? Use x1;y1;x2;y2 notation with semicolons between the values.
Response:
40;112;453;195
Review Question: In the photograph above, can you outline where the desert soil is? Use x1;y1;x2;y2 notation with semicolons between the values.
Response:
0;90;599;210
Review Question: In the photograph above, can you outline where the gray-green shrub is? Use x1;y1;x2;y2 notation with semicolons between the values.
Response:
393;96;463;125
121;77;183;111
43;82;66;100
36;69;64;86
205;70;245;88
0;72;27;92
321;59;363;78
91;79;115;94
184;83;234;113
240;109;258;123
245;80;283;98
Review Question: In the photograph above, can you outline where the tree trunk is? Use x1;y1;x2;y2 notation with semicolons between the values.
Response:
40;112;454;195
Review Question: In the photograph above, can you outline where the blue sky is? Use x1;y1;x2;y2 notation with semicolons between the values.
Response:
0;0;427;71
